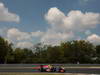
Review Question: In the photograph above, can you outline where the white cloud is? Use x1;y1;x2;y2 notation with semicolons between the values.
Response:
41;7;100;45
1;7;100;47
87;34;100;45
7;28;45;41
41;30;74;45
0;2;20;22
45;7;65;27
7;28;31;41
16;41;33;48
31;31;44;37
64;10;100;31
6;28;45;48
45;7;100;32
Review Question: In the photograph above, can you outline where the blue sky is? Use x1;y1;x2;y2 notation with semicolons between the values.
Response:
0;0;100;48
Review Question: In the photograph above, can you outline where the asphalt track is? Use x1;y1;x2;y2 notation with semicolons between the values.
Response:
0;64;100;74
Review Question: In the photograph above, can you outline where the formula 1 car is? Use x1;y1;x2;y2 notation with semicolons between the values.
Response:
32;64;65;72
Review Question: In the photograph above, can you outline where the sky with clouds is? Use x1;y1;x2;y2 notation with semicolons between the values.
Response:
0;0;100;48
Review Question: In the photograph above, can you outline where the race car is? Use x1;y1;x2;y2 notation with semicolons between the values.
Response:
58;67;65;72
32;64;65;72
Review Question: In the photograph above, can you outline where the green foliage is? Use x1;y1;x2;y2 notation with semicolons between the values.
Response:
0;36;13;63
12;48;34;63
95;45;100;63
60;40;95;64
46;46;64;63
0;36;100;64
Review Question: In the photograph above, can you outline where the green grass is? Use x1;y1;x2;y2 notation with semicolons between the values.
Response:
0;73;66;75
0;73;88;75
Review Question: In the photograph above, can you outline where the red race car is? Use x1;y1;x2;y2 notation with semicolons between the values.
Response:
32;64;65;72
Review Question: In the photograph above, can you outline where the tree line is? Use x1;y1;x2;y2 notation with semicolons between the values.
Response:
0;36;100;64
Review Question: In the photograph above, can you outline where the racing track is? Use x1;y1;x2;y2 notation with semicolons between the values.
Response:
0;64;100;74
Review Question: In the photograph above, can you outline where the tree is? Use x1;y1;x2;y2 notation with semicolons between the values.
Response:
32;43;48;63
0;36;13;64
60;40;95;64
96;45;100;63
13;48;34;63
5;43;14;63
22;48;34;63
0;36;98;64
46;46;64;63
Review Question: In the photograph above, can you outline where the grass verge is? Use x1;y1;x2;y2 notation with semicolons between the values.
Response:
0;73;66;75
0;72;92;75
